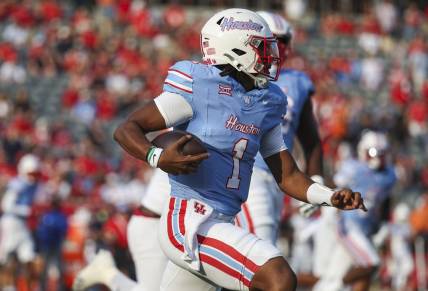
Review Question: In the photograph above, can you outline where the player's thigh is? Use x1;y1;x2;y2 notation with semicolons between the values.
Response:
0;216;22;249
246;168;281;225
160;261;218;291
236;168;281;242
198;221;284;290
17;232;35;264
320;240;353;281
313;208;340;277
312;238;354;291
289;239;313;274
338;226;380;267
127;215;168;288
141;168;170;215
0;217;29;263
0;217;11;263
252;224;277;244
159;198;283;290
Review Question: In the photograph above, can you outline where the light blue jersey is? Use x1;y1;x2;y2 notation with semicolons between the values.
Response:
9;178;38;208
254;68;314;171
163;61;287;216
334;159;396;236
3;177;39;218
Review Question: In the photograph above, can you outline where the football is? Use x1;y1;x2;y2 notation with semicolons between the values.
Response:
152;130;207;156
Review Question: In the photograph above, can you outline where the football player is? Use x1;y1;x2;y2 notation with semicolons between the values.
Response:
76;8;365;291
310;131;396;291
0;154;42;289
74;11;322;291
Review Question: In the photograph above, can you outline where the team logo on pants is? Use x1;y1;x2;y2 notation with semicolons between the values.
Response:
194;202;207;215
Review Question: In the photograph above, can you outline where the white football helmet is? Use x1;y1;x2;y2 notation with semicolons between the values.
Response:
357;130;389;170
257;11;293;64
257;11;292;40
18;154;41;177
200;8;281;88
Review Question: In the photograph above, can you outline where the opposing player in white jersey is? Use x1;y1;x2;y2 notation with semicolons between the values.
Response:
76;8;365;291
311;131;396;291
234;11;323;245
0;154;42;288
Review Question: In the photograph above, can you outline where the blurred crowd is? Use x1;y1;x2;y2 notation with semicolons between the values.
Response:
0;0;427;290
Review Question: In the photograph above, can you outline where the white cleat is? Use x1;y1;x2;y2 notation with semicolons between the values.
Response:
73;249;117;291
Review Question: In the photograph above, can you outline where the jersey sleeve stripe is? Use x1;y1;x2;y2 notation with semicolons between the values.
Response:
164;80;193;93
168;69;193;81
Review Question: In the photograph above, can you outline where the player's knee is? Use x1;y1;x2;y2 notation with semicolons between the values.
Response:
274;268;297;291
270;267;297;291
252;257;297;291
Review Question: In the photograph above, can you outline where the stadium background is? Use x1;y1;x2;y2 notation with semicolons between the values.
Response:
0;0;427;290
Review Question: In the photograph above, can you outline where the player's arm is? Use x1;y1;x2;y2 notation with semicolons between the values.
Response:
262;126;366;211
296;98;323;180
113;94;209;175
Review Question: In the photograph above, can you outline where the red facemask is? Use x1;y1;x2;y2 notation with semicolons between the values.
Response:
249;36;281;81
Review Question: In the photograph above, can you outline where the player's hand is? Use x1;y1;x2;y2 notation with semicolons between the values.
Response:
158;135;209;175
331;189;367;211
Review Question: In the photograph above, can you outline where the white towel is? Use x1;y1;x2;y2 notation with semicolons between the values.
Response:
182;199;213;271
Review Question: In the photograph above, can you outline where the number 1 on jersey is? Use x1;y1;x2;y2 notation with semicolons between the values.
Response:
227;138;248;189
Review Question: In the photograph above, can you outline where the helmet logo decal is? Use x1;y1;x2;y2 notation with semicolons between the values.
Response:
219;17;263;32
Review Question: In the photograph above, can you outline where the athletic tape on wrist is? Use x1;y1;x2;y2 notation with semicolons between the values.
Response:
306;183;334;206
146;146;155;161
147;147;163;168
310;175;324;185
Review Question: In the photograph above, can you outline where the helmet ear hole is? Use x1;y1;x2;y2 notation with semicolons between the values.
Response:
232;48;246;56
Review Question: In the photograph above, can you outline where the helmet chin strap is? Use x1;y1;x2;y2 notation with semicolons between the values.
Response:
251;74;269;88
223;53;269;89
